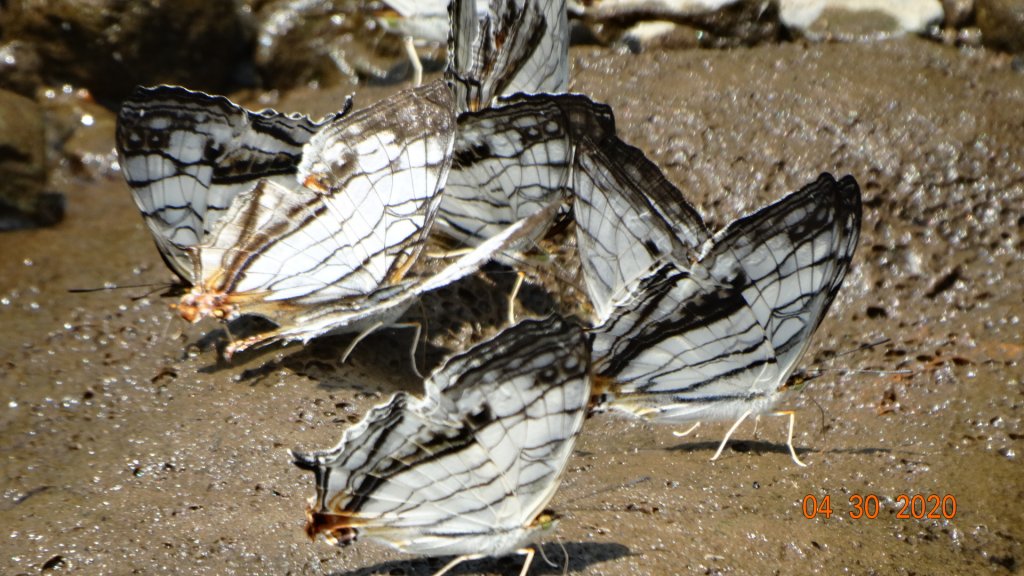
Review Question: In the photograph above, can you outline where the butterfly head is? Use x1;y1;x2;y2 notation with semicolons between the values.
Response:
528;509;561;535
304;504;362;547
587;373;616;416
176;286;234;324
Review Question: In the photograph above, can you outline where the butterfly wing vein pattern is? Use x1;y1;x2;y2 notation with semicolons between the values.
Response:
447;0;568;113
295;315;591;557
178;81;457;345
573;135;710;322
116;85;346;282
592;173;862;424
439;93;616;247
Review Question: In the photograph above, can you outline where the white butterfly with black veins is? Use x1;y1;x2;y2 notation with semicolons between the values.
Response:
572;135;709;323
437;92;615;249
584;168;862;466
447;0;569;113
162;80;479;357
293;314;591;576
116;85;350;283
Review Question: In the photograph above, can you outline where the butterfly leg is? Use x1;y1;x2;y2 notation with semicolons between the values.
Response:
223;326;285;360
711;409;753;462
773;409;808;467
425;247;475;259
339;321;384;364
391;321;424;379
672;422;701;438
516;547;536;576
508;270;526;325
431;553;482;576
404;36;423;87
537;539;564;570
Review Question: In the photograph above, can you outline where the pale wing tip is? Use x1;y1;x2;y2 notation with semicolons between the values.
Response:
290;448;320;471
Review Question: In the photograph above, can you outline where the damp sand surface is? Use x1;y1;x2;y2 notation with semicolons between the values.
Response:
2;38;1023;575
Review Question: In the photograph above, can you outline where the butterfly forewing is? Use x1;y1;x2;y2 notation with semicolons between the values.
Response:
186;81;455;314
438;93;615;246
447;0;568;113
593;174;861;420
700;174;862;382
592;263;782;417
298;81;457;291
573;136;709;323
503;0;569;97
116;85;346;281
295;315;590;556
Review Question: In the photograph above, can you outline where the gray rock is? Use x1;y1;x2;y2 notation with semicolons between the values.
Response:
780;0;944;40
0;89;62;230
0;0;255;102
582;0;783;48
976;0;1024;53
249;0;427;89
621;20;702;53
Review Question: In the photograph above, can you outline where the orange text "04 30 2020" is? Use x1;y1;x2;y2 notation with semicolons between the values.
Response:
801;494;957;520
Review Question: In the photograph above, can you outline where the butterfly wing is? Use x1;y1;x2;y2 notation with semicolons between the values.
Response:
701;173;862;381
593;174;861;421
438;93;615;247
182;81;456;332
503;0;569;97
447;0;568;113
116;85;346;282
295;315;590;556
573;136;708;322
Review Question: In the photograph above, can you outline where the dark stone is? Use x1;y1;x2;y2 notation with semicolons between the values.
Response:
0;89;64;230
1;0;256;104
976;0;1024;53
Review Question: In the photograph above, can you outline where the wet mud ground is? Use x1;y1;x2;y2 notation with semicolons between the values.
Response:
2;37;1023;575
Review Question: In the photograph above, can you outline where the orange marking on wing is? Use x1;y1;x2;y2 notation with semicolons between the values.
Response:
304;502;369;546
385;252;418;284
304;173;329;193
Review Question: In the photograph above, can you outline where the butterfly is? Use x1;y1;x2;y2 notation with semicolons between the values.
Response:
116;85;350;283
447;0;569;114
158;80;454;356
293;314;591;575
583;165;862;466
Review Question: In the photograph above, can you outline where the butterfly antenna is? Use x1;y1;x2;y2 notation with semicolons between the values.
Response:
790;336;910;384
68;281;177;299
560;475;652;509
416;299;430;377
808;394;827;436
537;540;560;569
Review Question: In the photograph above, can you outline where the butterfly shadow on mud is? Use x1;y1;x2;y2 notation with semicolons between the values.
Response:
667;437;894;460
327;541;632;576
191;264;570;391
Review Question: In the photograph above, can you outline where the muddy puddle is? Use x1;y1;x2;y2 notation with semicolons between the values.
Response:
2;37;1022;575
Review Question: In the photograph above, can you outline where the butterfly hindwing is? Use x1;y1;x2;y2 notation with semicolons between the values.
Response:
295;315;590;556
593;174;861;422
439;93;615;247
573;136;709;322
116;85;347;281
179;81;457;343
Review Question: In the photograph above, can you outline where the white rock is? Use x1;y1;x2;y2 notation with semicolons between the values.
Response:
780;0;944;34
